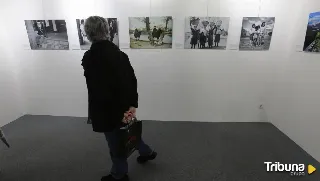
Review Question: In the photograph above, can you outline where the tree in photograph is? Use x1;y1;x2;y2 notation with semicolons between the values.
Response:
137;17;150;33
241;28;247;37
163;16;172;30
139;17;153;44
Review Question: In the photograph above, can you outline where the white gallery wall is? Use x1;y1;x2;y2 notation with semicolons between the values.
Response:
0;0;319;161
0;1;25;127
263;0;320;162
7;0;282;122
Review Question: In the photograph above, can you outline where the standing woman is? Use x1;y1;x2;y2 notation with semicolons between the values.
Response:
214;25;222;47
109;20;115;43
208;25;214;48
35;21;45;46
190;25;198;49
81;16;157;181
80;19;88;43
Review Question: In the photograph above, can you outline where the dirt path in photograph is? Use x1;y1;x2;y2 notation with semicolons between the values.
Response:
130;39;172;49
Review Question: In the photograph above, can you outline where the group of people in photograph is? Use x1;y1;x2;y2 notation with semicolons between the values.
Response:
190;20;224;49
151;26;165;46
248;22;266;48
133;26;166;46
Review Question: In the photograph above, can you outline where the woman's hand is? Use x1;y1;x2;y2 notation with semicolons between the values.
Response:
129;107;136;117
122;107;136;124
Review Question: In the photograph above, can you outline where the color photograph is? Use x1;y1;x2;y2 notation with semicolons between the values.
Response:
129;16;173;49
185;17;230;49
25;20;69;50
76;18;119;50
239;17;275;51
303;11;320;53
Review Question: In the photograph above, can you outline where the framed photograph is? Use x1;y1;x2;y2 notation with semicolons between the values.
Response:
76;18;119;50
303;11;320;53
185;17;230;49
239;17;275;51
129;16;173;49
25;20;69;50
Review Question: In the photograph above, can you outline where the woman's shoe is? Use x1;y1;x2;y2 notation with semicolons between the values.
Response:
137;151;157;164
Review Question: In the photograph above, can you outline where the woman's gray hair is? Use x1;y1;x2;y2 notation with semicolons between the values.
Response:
84;16;110;42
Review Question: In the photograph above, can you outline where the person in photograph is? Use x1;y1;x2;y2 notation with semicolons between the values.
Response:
109;20;115;43
208;24;215;48
35;21;45;35
152;26;157;38
249;23;261;48
197;27;201;48
35;21;45;48
40;21;48;37
258;22;266;46
81;16;157;181
253;28;260;47
214;25;222;47
157;27;164;45
249;24;256;47
134;28;141;41
199;28;206;48
152;26;159;44
80;19;87;42
134;28;140;41
190;25;199;49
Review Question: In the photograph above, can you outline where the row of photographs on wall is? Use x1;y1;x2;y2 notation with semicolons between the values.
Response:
24;12;320;52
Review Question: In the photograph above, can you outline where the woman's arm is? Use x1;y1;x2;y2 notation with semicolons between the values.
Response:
110;51;139;112
120;52;138;108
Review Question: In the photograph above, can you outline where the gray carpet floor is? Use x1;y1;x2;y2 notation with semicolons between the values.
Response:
0;115;319;181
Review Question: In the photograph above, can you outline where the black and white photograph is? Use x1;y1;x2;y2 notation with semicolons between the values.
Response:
303;11;320;53
129;16;173;49
239;17;275;51
24;20;69;50
185;17;230;49
76;18;119;50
